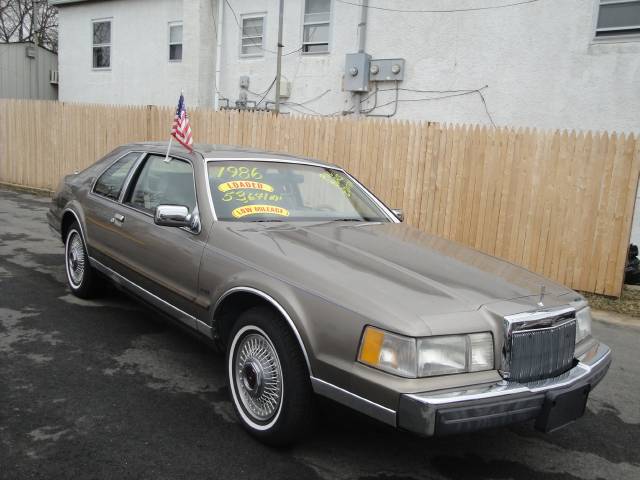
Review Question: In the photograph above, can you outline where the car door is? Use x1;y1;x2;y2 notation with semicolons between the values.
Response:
106;153;207;326
83;150;145;271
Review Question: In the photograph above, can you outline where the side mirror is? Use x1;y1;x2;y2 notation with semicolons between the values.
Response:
391;208;404;222
154;205;199;232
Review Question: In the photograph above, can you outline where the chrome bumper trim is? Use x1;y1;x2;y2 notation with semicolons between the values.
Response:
310;377;397;427
399;341;611;436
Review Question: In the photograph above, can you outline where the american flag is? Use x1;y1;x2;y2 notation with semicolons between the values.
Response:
171;93;193;151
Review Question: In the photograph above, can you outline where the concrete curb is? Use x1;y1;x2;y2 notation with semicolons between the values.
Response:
0;182;53;197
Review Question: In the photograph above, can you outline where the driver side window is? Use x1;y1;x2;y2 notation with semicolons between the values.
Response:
125;155;196;214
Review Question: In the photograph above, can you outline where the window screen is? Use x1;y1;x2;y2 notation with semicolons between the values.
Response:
303;0;330;53
92;20;111;68
241;15;265;56
169;23;183;61
596;0;640;38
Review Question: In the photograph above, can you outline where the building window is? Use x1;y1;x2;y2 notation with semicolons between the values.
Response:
92;19;111;69
303;0;331;53
596;0;640;38
240;14;265;56
169;22;183;61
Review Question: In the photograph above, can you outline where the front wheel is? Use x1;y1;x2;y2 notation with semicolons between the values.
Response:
227;306;313;446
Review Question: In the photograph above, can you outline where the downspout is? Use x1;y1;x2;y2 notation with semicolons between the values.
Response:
214;0;224;110
354;0;368;115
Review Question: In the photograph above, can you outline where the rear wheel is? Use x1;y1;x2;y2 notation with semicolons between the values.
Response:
227;306;313;446
65;222;100;298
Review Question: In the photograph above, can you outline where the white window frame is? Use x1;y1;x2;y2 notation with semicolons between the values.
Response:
168;21;183;62
91;18;112;70
302;0;332;54
594;0;640;42
239;13;266;58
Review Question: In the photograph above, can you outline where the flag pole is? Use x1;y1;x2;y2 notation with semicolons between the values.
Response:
165;89;183;163
164;136;173;163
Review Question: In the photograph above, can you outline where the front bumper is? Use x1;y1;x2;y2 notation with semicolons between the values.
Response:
398;341;611;436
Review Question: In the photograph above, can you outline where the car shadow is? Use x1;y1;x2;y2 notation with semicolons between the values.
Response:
91;286;636;480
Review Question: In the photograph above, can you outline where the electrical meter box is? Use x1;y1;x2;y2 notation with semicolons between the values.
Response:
369;58;406;82
278;79;291;98
344;53;371;92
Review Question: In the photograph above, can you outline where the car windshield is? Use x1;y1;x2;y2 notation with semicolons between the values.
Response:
207;161;390;222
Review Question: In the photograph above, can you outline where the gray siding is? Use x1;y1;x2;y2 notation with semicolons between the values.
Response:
0;43;58;100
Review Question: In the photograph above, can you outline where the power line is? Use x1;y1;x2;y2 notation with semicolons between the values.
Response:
335;0;540;14
248;81;275;97
372;90;482;108
361;85;496;125
280;90;332;115
291;89;332;106
477;89;496;127
256;77;277;107
282;102;327;116
366;81;400;118
283;46;304;56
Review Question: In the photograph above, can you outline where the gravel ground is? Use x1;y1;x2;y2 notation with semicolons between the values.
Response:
583;287;640;318
1;187;639;480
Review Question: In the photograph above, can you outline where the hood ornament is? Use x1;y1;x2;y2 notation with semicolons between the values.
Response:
537;285;546;308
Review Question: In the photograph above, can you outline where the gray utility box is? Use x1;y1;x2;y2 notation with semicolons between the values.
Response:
344;53;371;92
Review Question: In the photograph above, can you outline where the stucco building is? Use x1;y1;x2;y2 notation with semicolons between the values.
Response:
52;0;640;132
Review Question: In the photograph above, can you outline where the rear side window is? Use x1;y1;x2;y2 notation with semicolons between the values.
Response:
93;152;139;200
125;155;196;214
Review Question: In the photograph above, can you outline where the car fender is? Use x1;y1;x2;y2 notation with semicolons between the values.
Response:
61;202;89;248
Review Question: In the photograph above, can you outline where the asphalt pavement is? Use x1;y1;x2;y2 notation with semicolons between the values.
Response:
1;187;639;480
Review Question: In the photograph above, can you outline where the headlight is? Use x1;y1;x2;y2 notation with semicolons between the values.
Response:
358;327;494;378
575;307;592;343
358;327;417;377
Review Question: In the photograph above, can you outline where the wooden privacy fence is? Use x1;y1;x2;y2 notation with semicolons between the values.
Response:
1;99;639;296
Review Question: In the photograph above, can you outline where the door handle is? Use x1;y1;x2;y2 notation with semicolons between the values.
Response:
111;213;125;224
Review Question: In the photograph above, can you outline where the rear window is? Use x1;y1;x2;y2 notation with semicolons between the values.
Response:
93;152;139;201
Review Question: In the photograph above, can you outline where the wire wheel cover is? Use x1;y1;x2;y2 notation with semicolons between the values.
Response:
234;332;283;422
67;232;86;286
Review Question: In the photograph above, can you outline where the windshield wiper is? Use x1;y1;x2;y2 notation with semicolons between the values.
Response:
331;218;366;222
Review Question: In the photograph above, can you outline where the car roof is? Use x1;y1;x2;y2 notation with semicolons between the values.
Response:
126;142;340;169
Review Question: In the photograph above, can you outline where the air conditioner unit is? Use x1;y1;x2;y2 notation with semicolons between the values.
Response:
49;70;59;84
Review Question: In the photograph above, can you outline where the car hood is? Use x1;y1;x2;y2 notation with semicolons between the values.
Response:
220;221;573;320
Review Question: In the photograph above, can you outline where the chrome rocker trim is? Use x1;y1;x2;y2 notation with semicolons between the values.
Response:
89;257;213;335
398;341;611;436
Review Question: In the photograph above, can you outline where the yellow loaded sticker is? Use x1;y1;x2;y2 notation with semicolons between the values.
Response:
232;205;290;218
218;181;274;193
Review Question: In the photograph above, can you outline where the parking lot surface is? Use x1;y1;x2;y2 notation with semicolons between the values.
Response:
1;187;639;480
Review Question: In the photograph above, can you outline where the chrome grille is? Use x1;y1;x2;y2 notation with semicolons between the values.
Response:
502;308;577;383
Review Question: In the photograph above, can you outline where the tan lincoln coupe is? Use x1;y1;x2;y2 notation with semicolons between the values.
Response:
48;142;611;445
